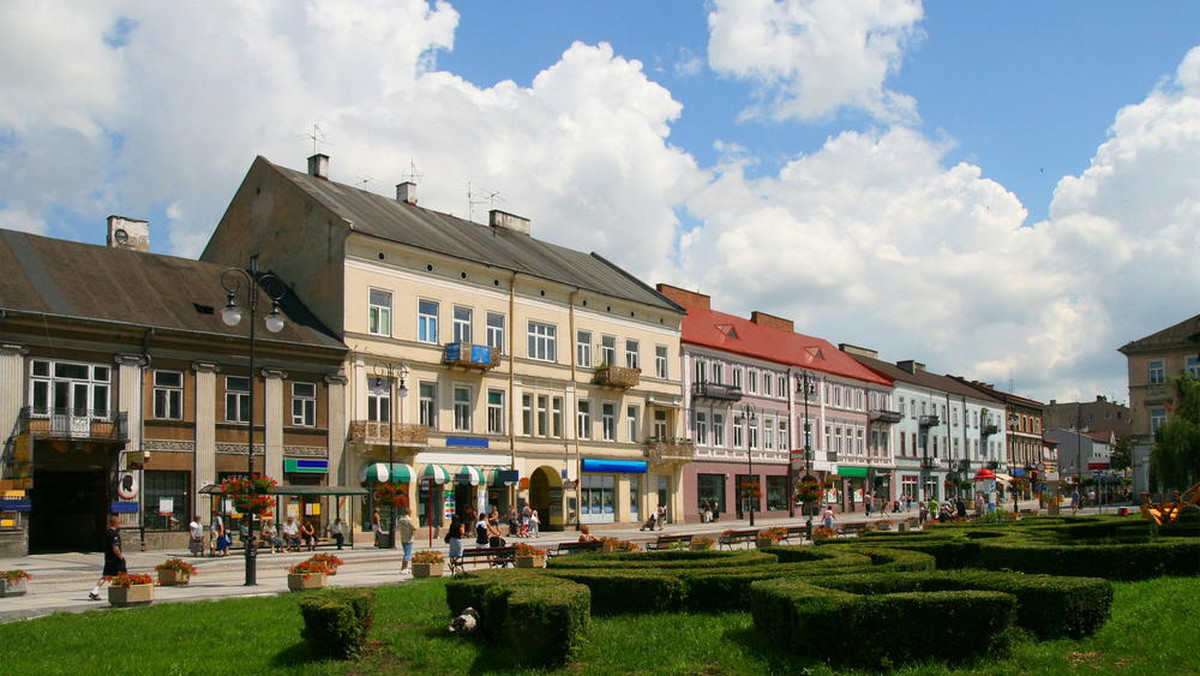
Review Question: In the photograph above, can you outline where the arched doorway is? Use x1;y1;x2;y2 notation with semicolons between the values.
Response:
529;466;564;532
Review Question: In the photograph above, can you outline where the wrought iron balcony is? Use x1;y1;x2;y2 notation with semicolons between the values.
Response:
920;457;940;470
443;342;499;371
981;423;999;437
869;409;903;424
692;381;743;401
826;451;839;463
644;437;696;462
986;460;1000;470
956;459;972;472
17;407;129;443
593;365;640;388
918;415;940;428
348;421;429;446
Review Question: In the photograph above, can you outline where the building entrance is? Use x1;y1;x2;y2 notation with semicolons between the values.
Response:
29;470;109;553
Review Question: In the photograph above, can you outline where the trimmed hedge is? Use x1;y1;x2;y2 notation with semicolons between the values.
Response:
445;570;590;668
297;587;376;660
545;568;687;615
749;577;1016;666
546;549;776;570
975;540;1200;580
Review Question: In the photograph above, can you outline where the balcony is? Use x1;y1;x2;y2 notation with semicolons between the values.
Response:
826;451;838;463
692;381;743;401
593;365;640;389
443;342;499;371
956;459;972;472
981;423;999;437
348;421;429;446
17;407;129;444
920;457;940;470
918;415;940;428
644;437;696;463
986;460;1000;470
869;409;903;424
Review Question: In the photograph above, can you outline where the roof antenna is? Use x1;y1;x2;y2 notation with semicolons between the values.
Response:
300;123;331;155
402;158;423;185
467;181;503;223
355;175;373;189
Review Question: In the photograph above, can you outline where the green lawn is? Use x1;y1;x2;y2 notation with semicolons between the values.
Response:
2;575;1197;675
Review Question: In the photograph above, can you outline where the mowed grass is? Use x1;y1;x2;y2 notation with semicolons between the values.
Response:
1;575;1197;675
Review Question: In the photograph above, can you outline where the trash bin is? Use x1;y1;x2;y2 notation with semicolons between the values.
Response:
1117;507;1129;517
375;533;394;549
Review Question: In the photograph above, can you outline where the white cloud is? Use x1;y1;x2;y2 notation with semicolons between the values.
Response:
707;0;923;123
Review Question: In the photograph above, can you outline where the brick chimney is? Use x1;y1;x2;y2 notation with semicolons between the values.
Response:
655;284;710;310
896;360;926;374
396;181;417;205
489;209;531;235
106;215;149;252
750;311;793;333
307;153;329;179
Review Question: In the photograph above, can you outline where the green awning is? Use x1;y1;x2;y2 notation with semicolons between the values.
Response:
421;464;452;485
838;466;870;478
359;463;414;484
456;465;486;486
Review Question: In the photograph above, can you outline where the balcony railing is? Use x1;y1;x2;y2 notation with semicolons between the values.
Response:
869;409;903;424
443;342;499;371
593;365;640;388
692;381;743;401
826;451;838;463
644;437;696;462
986;460;1000;470
920;457;939;470
348;421;429;446
981;423;999;437
17;407;129;443
918;415;940;428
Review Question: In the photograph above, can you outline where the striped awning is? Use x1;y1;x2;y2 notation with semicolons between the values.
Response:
359;463;414;484
421;464;452;485
456;465;486;486
486;468;519;486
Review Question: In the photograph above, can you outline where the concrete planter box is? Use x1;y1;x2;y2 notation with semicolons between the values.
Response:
755;537;777;549
514;555;545;569
287;572;326;591
690;541;714;551
412;562;444;578
109;583;154;607
0;578;28;597
157;569;191;586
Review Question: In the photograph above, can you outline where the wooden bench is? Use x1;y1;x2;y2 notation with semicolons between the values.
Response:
779;524;810;544
457;546;516;569
838;523;866;538
646;533;694;551
548;540;604;558
717;529;759;549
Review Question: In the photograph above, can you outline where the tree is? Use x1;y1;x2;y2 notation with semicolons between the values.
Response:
1110;435;1133;472
1150;373;1200;491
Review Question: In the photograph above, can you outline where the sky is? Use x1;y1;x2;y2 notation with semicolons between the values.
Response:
2;0;1200;406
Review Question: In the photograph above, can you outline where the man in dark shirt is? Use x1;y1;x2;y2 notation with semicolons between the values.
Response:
88;514;126;600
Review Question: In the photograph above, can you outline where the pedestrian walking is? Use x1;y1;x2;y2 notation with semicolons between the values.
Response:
88;514;126;600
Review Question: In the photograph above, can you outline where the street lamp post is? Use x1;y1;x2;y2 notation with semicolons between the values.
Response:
219;255;286;587
797;371;815;516
372;363;409;549
744;404;757;527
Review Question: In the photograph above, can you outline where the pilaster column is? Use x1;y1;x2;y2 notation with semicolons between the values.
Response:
324;373;347;485
262;369;287;480
0;345;29;457
192;361;220;514
114;354;145;465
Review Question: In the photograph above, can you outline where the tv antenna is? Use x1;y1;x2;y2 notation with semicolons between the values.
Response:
300;123;331;155
467;181;503;223
402;158;423;185
354;175;373;189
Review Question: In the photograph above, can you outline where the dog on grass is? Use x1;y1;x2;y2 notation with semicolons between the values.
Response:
448;607;479;634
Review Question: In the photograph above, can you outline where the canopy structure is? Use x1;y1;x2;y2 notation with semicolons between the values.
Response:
973;469;997;481
421;464;452;484
455;465;486;486
359;463;415;484
488;468;519;487
993;473;1013;484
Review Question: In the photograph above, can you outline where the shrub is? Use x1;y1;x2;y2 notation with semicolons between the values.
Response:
412;550;444;564
298;587;376;660
546;568;686;615
1;570;31;582
154;558;197;574
547;549;774;570
691;535;715;550
976;540;1200;580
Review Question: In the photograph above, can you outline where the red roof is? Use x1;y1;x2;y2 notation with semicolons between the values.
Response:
680;304;892;387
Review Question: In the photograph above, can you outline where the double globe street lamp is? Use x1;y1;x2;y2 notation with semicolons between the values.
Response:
370;362;409;549
220;255;286;586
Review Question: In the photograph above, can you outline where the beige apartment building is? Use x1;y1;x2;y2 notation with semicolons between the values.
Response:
202;155;688;533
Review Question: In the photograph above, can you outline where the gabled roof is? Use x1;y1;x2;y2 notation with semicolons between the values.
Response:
1118;312;1200;354
267;159;683;315
848;353;1005;404
0;228;343;350
679;304;891;386
948;376;1044;409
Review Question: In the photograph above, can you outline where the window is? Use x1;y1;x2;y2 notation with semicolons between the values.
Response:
368;289;392;336
777;375;787;397
733;415;744;447
1148;360;1165;385
367;377;391;422
486;312;506;354
602;403;616;441
732;367;743;390
766;476;788;511
952;407;959;427
600;335;616;366
695;411;708;445
625;339;640;369
763;374;772;397
778;420;788;449
626;405;639;442
711;361;723;384
694;359;706;383
749;418;759;449
577;400;591;439
537;395;549;436
487;389;505;434
452;306;472;344
29;359;110;417
153;371;183;420
655;345;668;379
418;383;437;428
142;471;189;531
552;397;564;437
418;299;439;343
747;370;758;394
1150;406;1166;434
1189;357;1200;378
527;321;557;361
577;330;593;368
764;418;774;449
453;386;472;431
522;394;533;435
291;382;316;427
225;376;250;423
713;414;725;446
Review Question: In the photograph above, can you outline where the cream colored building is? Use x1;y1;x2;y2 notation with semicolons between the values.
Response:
202;155;688;533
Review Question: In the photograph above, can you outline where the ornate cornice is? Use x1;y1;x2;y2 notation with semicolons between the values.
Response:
0;344;30;357
143;439;196;453
192;361;221;374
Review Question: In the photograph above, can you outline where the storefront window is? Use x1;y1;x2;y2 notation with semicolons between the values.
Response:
766;476;788;511
580;475;616;523
697;474;725;515
143;471;189;531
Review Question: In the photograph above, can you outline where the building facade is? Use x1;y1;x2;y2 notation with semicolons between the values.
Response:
1044;396;1132;440
1118;313;1200;445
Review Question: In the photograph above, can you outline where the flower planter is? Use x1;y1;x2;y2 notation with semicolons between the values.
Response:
287;572;326;591
157;569;191;586
690;542;714;551
108;583;154;607
412;562;444;578
0;578;28;597
755;537;777;549
601;540;616;553
514;554;545;569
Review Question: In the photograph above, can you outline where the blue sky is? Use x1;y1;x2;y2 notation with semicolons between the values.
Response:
2;0;1200;405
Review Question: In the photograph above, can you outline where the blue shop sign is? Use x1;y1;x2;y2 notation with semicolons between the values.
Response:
581;459;647;474
110;501;140;514
0;499;32;512
446;436;489;448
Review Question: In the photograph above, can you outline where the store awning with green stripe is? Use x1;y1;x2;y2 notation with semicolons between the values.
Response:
487;468;518;486
455;465;486;486
421;464;452;485
359;463;414;484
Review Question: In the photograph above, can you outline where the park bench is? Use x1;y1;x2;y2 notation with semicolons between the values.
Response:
838;523;866;538
779;524;810;544
646;533;694;551
457;546;516;569
717;529;759;549
548;540;604;558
